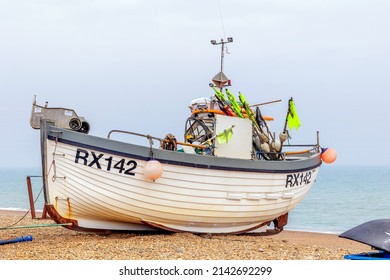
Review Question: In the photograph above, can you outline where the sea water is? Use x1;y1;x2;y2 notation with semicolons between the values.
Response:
0;167;45;212
287;165;390;233
0;165;388;234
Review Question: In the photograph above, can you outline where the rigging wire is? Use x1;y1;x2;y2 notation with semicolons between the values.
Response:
217;0;230;54
218;0;227;40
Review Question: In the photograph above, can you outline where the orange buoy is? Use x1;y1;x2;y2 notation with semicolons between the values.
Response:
321;148;337;164
143;160;163;181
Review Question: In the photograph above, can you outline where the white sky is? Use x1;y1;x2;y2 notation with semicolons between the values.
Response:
1;0;389;168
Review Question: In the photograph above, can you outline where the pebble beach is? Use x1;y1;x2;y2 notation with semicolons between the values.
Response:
0;210;370;260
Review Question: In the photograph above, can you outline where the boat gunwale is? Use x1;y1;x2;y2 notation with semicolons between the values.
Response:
46;124;322;174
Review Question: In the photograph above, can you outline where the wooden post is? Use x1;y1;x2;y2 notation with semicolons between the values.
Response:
26;176;36;219
41;205;48;219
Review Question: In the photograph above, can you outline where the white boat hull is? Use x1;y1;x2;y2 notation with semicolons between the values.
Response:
41;122;321;234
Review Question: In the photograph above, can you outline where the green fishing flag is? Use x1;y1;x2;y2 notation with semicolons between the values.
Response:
238;92;260;130
287;98;301;130
216;126;234;144
212;86;228;103
211;86;234;116
225;89;244;118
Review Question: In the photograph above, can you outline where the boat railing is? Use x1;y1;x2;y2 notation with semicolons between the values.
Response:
282;144;320;157
107;130;208;150
255;144;318;161
107;130;320;159
107;130;163;147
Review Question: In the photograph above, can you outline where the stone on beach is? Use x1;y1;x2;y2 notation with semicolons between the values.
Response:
0;213;370;260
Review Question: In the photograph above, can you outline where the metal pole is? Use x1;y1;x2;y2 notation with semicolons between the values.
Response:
283;97;293;133
249;99;282;108
220;39;224;73
317;131;320;152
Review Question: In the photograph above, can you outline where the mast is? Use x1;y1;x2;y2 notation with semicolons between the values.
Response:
211;37;233;89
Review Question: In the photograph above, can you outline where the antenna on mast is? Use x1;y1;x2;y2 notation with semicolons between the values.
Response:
210;37;233;89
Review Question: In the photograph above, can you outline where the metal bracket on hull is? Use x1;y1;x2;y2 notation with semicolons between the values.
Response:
45;204;78;230
273;212;288;230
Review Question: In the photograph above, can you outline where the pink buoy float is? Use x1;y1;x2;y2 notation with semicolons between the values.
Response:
321;148;337;164
143;159;163;181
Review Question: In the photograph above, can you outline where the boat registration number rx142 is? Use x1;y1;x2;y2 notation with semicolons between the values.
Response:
74;148;137;176
285;171;313;188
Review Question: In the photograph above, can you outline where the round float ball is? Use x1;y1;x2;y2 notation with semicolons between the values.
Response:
272;140;281;152
321;148;337;164
144;160;163;181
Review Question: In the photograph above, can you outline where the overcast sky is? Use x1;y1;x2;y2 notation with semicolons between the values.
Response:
1;0;389;168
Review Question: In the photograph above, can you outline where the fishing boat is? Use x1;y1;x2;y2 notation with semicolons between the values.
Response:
340;219;390;260
30;38;335;234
